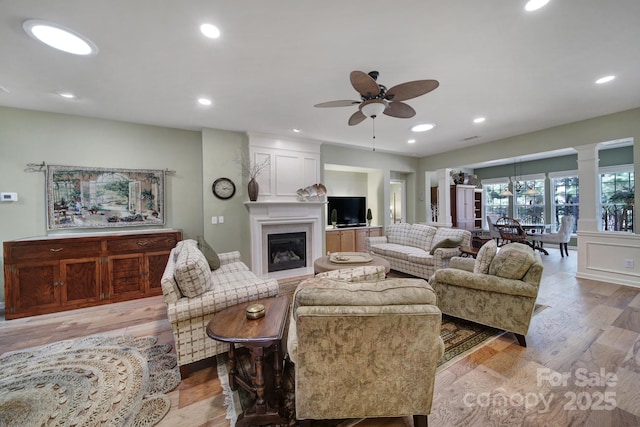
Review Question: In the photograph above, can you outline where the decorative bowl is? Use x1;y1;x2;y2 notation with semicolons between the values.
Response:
246;303;266;320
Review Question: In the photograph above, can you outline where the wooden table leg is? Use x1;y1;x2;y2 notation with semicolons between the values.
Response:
235;343;288;427
273;342;283;398
228;343;237;391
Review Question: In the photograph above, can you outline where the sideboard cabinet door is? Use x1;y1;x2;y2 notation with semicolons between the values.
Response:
8;262;60;316
60;257;102;307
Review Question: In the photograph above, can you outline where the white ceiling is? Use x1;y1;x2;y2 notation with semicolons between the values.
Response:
1;1;639;159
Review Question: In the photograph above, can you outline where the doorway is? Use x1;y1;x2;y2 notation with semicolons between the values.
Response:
390;179;406;224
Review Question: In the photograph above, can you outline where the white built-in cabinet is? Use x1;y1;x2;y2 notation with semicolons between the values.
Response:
455;185;482;230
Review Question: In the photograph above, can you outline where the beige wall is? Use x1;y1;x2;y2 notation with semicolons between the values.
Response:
0;107;204;301
201;128;253;265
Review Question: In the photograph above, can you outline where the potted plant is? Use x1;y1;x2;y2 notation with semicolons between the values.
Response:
331;209;338;228
366;208;372;226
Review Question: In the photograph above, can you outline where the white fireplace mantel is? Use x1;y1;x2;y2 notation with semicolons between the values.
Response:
245;201;326;277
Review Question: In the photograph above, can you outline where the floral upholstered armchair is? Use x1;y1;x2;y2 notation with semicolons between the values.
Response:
287;276;444;426
429;241;543;347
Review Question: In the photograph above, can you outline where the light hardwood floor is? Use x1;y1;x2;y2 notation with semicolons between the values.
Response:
1;247;639;426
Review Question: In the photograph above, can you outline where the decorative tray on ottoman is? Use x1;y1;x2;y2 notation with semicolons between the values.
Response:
329;252;373;264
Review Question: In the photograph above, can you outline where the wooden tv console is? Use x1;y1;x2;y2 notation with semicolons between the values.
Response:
3;229;181;320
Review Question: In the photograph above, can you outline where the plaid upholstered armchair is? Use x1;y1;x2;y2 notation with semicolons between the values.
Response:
160;239;278;377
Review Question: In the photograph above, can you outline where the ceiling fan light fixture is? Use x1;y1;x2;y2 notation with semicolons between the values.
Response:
499;189;514;197
359;99;387;118
524;188;539;195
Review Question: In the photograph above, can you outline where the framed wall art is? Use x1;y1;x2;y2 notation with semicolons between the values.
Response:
46;165;165;230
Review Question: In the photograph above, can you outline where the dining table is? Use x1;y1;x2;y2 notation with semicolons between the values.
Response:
520;223;551;255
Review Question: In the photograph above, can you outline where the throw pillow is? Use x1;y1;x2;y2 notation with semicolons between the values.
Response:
197;236;220;270
429;237;463;255
174;244;212;298
489;243;535;280
473;239;497;274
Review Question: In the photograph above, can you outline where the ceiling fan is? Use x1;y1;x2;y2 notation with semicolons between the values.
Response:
314;70;439;126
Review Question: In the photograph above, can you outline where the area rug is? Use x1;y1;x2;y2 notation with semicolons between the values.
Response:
0;335;180;427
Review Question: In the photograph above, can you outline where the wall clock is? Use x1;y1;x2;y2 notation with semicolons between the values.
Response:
212;177;236;200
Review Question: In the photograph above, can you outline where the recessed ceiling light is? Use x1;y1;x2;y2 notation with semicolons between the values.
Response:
57;91;76;99
411;124;435;133
473;117;486;124
525;0;550;12
408;139;416;144
198;97;212;106
23;19;97;55
595;75;615;84
292;128;301;133
200;23;221;39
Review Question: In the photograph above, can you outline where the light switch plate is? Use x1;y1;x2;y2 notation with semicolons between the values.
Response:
0;192;18;202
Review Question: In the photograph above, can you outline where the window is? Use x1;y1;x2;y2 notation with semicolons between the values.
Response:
550;171;579;233
483;179;510;221
513;174;545;223
600;165;634;232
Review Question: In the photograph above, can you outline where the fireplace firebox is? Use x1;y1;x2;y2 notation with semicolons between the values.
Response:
267;232;306;272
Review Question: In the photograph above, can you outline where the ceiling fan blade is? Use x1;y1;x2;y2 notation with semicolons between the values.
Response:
350;71;380;98
385;79;439;102
348;110;367;126
384;101;416;118
314;100;360;108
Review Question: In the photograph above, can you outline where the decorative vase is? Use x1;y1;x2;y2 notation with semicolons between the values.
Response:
248;177;259;201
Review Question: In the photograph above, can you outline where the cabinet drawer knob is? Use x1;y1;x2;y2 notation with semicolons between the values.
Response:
137;241;149;246
50;248;64;252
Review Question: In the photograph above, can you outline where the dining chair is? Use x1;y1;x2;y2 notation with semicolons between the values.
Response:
495;217;528;245
535;216;575;257
486;215;502;245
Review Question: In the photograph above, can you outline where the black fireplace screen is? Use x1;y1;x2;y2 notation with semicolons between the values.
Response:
267;232;306;272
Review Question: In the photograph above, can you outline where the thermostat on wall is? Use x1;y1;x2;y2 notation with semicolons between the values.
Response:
1;192;18;202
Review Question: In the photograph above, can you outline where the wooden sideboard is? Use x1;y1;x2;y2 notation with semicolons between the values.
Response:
3;229;181;320
326;226;382;254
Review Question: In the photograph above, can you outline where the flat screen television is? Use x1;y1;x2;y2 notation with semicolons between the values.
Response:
327;196;366;227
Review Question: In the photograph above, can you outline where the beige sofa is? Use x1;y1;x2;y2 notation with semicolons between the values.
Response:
428;241;543;347
160;239;279;375
365;223;471;280
287;276;444;425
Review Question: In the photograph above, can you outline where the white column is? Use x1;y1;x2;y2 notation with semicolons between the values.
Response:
425;171;434;223
575;143;601;232
436;168;453;227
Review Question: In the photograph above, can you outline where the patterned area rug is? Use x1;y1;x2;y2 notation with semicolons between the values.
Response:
0;335;180;427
